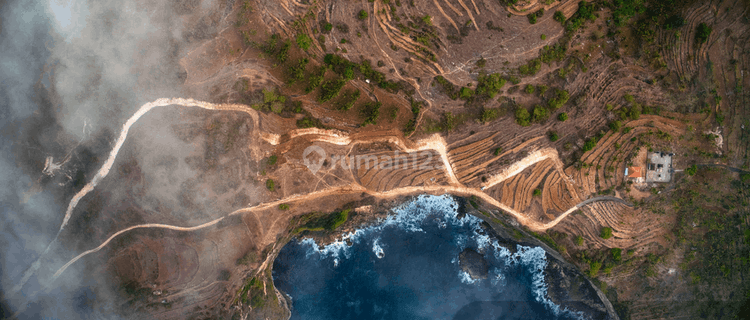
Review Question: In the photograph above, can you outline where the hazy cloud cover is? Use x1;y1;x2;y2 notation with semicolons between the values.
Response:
0;0;206;317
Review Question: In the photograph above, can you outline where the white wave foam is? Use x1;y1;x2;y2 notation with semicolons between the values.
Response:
458;270;480;284
372;238;385;259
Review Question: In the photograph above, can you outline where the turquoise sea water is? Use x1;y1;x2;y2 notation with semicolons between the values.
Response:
272;195;584;320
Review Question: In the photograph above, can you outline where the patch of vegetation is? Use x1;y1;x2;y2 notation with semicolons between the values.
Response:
293;209;351;234
549;131;559;142
553;11;565;24
527;8;544;24
238;277;266;309
459;87;474;100
524;84;535;94
336;89;360;111
475;73;507;98
696;23;711;44
278;203;290;210
589;260;602;277
519;58;542;76
480;108;501;123
296;33;312;51
686;164;697;176
531;105;549;123
360;102;381;126
566;1;596;32
558;112;568;121
287;58;309;84
267;155;278;165
600;227;613;239
533;188;542;196
515;107;531;127
319;78;347;102
548;89;570;109
358;9;369;20
403;99;422;136
305;66;327;93
494;147;502;156
265;179;275;191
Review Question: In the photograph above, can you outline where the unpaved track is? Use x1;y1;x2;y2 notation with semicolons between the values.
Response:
36;97;628;290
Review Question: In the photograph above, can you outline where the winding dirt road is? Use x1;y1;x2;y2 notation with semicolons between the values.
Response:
26;97;629;291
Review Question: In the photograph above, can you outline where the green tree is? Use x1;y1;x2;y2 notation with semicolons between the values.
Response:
266;179;275;191
549;131;559;141
609;120;622;132
296;33;312;50
600;227;613;239
611;248;622;262
686;164;697;176
358;9;369;20
531;105;548;122
696;23;711;44
524;84;535;94
515;107;531;126
533;188;542;196
558;112;568;121
480;108;499;123
553;11;565;23
589;261;602;277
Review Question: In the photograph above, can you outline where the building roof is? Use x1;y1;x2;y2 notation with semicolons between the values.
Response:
627;166;643;178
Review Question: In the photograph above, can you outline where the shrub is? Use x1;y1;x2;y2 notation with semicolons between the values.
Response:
459;87;474;100
549;131;559;141
696;23;711;44
524;84;535;94
278;203;290;210
540;34;546;40
566;1;595;32
358;9;368;20
609;120;622;132
589;261;602;277
686;164;697;176
360;102;381;126
558;112;568;121
319;78;347;102
421;15;433;25
582;137;597;152
475;73;506;98
575;235;584;246
515;107;531;126
296;33;312;50
494;147;502;156
480;108;499;123
611;248;622;262
287;58;309;84
323;22;333;32
553;11;565;24
600;227;613;239
548;89;570;109
266;179;275;191
537;85;548;96
531;104;548;122
268;155;278;165
533;188;542;196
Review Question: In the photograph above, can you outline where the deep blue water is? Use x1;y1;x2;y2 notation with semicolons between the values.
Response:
272;195;583;320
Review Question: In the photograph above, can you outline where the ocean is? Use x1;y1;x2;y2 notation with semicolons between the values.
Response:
272;194;584;320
